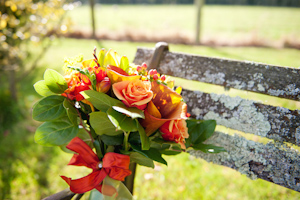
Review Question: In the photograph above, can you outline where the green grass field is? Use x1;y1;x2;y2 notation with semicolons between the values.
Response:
1;37;299;199
67;4;300;43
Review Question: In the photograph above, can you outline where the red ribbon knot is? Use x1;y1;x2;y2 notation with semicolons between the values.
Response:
61;137;132;194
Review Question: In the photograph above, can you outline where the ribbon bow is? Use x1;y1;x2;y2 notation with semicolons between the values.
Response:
61;137;132;194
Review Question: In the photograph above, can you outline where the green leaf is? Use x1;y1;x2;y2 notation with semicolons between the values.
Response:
60;129;92;153
187;119;216;144
89;111;123;136
44;69;68;94
107;107;137;132
81;90;121;112
112;104;145;119
119;56;129;72
151;138;182;154
63;99;78;125
93;139;103;159
128;131;141;145
160;149;182;155
77;128;93;147
136;120;150;150
130;152;154;168
100;134;124;146
33;80;55;97
32;95;66;122
34;118;79;146
192;143;226;153
131;144;167;165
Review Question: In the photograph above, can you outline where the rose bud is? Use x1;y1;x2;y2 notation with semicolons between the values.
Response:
96;77;111;93
160;119;189;149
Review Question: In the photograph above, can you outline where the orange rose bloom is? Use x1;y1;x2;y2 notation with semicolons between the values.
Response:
112;80;153;110
160;119;189;149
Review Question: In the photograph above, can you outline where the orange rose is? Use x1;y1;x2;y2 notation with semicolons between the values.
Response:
112;80;153;110
160;119;189;149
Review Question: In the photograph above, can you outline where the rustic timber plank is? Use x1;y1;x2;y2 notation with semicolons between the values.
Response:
42;188;75;200
133;48;300;101
189;132;300;192
181;89;300;146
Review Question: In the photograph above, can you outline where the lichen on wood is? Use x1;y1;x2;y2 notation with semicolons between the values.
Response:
189;132;300;192
133;45;300;192
181;89;300;146
134;48;300;101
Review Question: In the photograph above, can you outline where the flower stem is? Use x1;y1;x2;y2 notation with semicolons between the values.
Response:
123;131;130;151
75;106;94;143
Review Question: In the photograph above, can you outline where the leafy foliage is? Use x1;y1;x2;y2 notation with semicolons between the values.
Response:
0;0;73;101
185;119;226;153
35;118;79;146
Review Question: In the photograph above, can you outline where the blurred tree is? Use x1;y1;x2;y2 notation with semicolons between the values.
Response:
0;0;72;102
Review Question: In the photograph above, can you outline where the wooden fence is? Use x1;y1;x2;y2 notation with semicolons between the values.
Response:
133;42;300;192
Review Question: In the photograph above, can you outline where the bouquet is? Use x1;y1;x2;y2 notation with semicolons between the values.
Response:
32;47;225;199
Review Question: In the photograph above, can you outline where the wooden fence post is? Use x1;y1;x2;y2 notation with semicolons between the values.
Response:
89;0;96;38
195;0;205;44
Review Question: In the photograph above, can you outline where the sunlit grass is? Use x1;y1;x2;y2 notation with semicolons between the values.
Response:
135;153;299;200
67;5;300;42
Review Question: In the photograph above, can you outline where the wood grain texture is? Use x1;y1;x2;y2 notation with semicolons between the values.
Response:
189;132;300;192
134;45;300;192
42;188;75;200
134;48;300;101
181;89;300;146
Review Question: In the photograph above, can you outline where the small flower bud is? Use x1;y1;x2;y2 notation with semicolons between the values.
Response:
153;74;159;80
136;65;142;72
141;62;147;69
149;69;157;76
161;75;166;81
96;77;111;93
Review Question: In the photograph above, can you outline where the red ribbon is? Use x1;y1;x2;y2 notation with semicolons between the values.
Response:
61;137;132;194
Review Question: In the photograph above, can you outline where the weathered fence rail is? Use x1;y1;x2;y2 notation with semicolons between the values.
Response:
133;42;300;192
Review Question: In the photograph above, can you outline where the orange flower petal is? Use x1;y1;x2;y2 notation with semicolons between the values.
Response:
141;109;169;136
150;81;185;118
112;80;153;109
82;59;97;69
147;101;161;119
140;82;187;136
107;65;140;84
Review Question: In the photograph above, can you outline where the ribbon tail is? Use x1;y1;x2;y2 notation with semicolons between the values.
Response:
61;170;107;194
